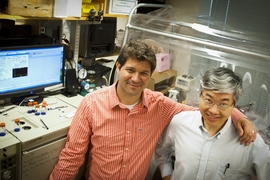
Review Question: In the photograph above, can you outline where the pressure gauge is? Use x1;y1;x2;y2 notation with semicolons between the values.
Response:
78;68;87;79
80;81;90;91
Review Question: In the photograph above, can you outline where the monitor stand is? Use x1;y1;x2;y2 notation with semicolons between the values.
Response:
11;95;44;106
61;91;77;98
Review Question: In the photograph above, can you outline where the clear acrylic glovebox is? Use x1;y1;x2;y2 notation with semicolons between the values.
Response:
123;4;270;145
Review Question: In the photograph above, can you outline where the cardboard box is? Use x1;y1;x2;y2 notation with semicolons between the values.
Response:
147;69;177;95
155;53;170;72
5;0;53;17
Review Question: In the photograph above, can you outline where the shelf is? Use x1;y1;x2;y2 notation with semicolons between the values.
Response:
0;13;127;22
0;13;96;21
147;69;177;95
0;0;128;21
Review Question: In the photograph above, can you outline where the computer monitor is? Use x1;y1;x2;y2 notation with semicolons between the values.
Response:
79;17;117;63
0;44;65;105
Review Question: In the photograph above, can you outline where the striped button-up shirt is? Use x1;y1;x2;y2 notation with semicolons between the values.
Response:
49;81;244;180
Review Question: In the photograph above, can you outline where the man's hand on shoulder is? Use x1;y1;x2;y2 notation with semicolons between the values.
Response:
163;175;171;180
235;117;257;146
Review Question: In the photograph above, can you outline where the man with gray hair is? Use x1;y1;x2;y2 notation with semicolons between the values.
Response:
155;67;270;180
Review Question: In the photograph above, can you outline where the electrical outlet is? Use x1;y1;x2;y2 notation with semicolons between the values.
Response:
40;27;46;34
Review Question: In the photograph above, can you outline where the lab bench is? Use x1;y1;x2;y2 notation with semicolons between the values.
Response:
0;94;84;180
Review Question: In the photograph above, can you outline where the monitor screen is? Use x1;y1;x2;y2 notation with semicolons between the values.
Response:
0;44;65;104
79;17;116;61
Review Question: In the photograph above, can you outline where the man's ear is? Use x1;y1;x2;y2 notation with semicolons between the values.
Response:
116;62;121;73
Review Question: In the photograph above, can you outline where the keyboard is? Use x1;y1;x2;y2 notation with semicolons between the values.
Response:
86;63;112;77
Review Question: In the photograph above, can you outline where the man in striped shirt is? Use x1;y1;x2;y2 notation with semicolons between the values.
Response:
50;41;256;180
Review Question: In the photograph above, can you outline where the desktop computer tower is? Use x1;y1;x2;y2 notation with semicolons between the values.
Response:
62;69;79;97
79;17;117;60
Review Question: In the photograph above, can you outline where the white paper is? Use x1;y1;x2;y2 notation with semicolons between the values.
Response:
67;0;82;17
53;0;68;18
109;0;137;15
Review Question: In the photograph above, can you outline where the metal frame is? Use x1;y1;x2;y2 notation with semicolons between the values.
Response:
122;3;270;59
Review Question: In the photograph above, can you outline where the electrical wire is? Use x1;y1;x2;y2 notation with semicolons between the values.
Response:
18;95;39;107
62;34;74;69
102;75;109;86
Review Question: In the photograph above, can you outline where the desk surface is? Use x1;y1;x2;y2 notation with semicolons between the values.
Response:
1;94;84;150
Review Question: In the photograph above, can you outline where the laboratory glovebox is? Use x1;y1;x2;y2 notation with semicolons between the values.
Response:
122;4;270;145
0;94;84;180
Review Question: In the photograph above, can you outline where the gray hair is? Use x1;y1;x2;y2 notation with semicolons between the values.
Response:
200;67;243;103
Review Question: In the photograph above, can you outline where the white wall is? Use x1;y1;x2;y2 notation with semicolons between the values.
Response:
117;17;128;31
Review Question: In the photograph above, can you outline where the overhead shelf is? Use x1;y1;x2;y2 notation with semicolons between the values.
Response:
0;0;128;21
